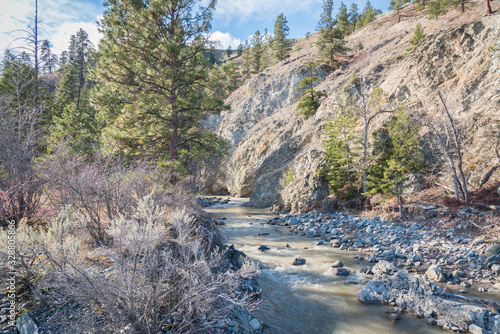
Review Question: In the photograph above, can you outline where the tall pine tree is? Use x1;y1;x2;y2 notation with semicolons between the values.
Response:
94;0;228;164
272;13;292;62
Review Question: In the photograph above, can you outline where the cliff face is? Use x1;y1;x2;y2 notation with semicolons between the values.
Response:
201;2;500;211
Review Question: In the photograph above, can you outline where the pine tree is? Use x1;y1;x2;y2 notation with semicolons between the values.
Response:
241;40;252;80
272;13;292;62
366;108;426;214
40;40;57;73
251;30;263;73
295;62;327;118
356;1;382;29
409;23;425;46
226;45;233;58
427;0;448;19
261;28;272;69
336;2;350;36
348;3;359;34
236;43;243;56
317;0;348;66
322;91;359;198
94;0;227;163
49;29;98;156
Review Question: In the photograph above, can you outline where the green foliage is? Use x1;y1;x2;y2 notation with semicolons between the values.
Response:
356;1;382;30
93;0;228;165
366;108;426;205
40;40;58;73
48;28;98;157
317;0;348;65
295;62;327;118
236;43;243;56
251;30;264;73
286;167;294;187
272;13;292;62
336;2;351;36
348;4;359;34
357;41;364;50
241;40;252;79
427;0;448;19
226;45;233;58
409;23;425;46
322;91;360;199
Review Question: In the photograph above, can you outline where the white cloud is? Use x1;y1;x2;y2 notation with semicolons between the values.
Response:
51;20;102;54
208;31;241;49
214;0;322;22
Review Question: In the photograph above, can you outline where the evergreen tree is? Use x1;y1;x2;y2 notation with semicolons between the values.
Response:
336;2;350;36
427;0;448;19
409;23;425;46
413;0;428;11
94;0;227;163
236;43;243;57
241;40;252;79
348;3;359;34
226;45;233;58
40;40;57;73
295;62;327;118
49;29;98;156
251;30;264;73
366;108;426;214
272;13;292;62
316;0;348;66
322;91;359;198
356;1;382;29
261;28;272;69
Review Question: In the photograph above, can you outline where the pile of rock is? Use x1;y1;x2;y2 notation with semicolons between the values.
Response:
196;197;230;207
267;211;500;291
358;261;500;333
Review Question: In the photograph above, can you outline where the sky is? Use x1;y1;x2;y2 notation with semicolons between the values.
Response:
0;0;388;56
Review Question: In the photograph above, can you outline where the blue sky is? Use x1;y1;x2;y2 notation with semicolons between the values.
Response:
0;0;388;55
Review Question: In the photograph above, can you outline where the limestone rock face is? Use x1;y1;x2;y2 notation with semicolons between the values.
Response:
200;4;500;211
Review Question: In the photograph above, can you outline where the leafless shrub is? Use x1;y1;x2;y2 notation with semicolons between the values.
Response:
0;197;258;333
37;143;200;246
0;73;45;228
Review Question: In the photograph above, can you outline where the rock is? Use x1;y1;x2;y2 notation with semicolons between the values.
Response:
292;257;306;266
490;264;500;274
16;312;39;334
339;244;349;250
425;265;446;282
372;260;398;276
331;260;344;268
468;324;489;334
289;217;299;225
330;239;341;247
333;267;351;275
249;318;260;331
485;245;500;257
357;280;391;304
258;245;270;252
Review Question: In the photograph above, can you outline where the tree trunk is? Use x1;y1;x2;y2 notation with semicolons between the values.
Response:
76;45;85;113
486;0;492;14
362;117;368;194
34;0;38;112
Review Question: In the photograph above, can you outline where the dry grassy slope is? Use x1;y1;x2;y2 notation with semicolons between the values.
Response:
201;1;500;211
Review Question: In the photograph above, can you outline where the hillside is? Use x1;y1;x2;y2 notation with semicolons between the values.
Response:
200;1;500;212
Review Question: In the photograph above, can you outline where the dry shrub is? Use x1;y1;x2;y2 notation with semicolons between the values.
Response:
0;197;257;334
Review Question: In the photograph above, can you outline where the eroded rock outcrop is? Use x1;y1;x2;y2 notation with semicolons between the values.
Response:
201;3;500;211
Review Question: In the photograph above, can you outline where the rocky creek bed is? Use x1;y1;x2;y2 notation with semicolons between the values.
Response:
266;210;500;333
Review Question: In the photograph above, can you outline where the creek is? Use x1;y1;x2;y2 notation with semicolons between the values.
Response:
205;198;447;334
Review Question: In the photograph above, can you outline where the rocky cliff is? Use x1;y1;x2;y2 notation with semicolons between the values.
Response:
201;2;500;211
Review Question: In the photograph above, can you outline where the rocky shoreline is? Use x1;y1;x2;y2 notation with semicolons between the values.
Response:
266;209;500;333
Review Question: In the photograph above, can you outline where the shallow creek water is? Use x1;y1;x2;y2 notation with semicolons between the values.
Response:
205;198;447;334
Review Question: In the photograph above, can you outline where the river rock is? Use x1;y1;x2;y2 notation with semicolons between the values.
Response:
16;312;39;334
468;324;490;334
490;264;500;274
333;267;351;276
292;257;306;266
258;245;270;252
249;318;261;331
425;265;446;282
330;239;341;247
331;260;344;268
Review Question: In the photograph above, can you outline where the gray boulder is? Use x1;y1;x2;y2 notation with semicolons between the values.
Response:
16;312;39;334
425;265;446;282
292;257;306;266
